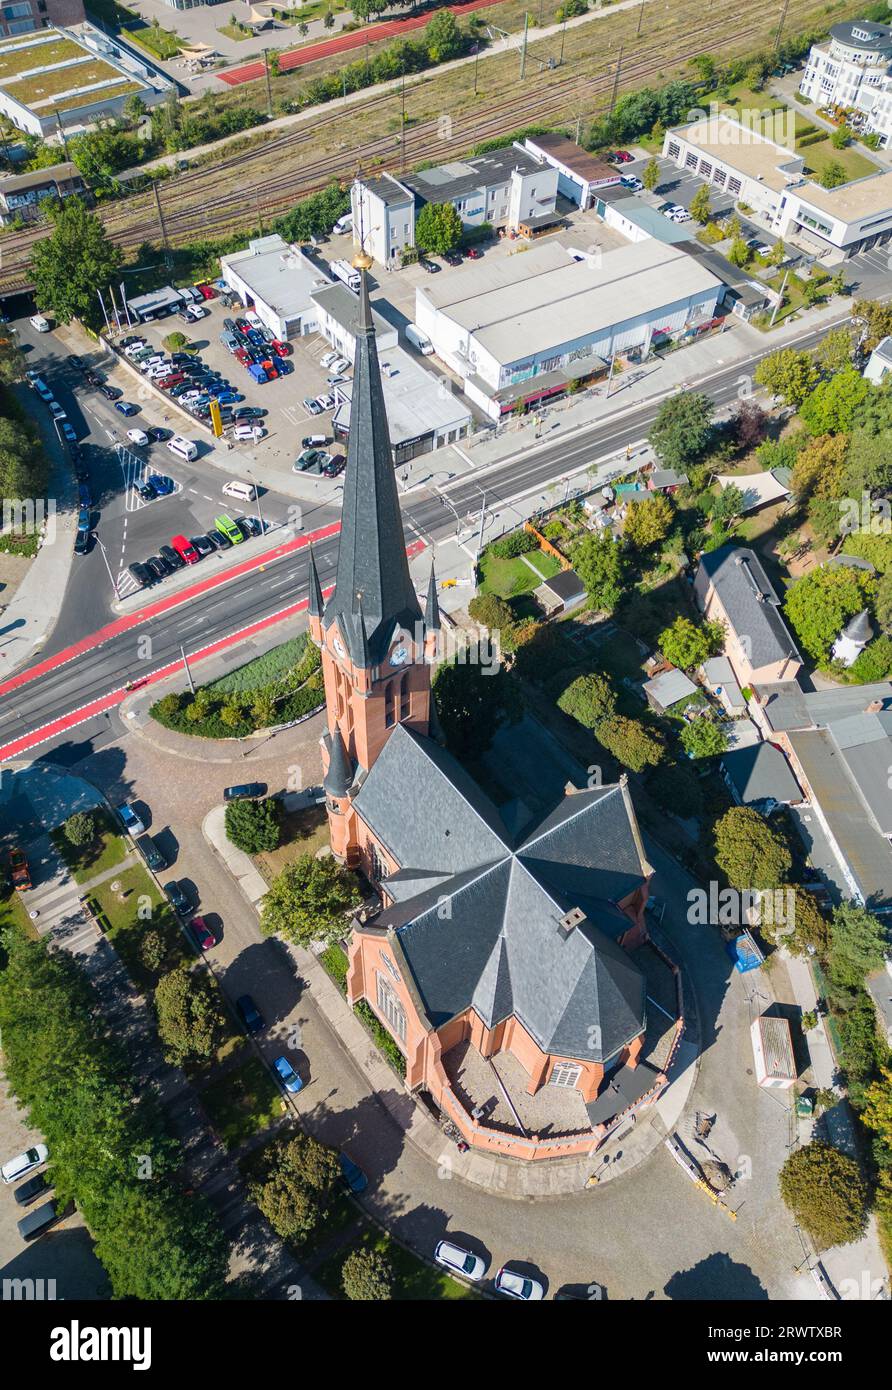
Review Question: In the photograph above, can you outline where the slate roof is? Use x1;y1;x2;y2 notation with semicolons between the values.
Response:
694;544;800;669
353;724;651;1063
721;743;802;806
322;269;424;666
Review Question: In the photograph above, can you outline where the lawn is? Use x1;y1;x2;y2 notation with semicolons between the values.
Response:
1;886;39;941
10;59;127;105
0;37;83;81
254;804;330;884
314;1222;479;1301
51;812;130;884
127;24;182;61
208;634;311;696
89;863;187;990
199;1055;283;1149
797;138;878;183
217;23;254;42
478;548;562;599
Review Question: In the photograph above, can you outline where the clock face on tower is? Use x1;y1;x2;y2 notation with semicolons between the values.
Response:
389;645;410;667
333;636;346;659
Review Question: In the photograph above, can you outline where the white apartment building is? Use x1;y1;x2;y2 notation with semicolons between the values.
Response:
663;113;892;257
799;19;892;149
350;173;416;269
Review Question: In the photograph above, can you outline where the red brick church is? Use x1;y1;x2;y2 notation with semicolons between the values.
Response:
307;263;682;1160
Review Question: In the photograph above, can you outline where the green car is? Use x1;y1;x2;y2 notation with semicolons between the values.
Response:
215;514;243;545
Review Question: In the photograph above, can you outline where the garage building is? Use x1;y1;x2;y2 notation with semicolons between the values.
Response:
220;235;330;340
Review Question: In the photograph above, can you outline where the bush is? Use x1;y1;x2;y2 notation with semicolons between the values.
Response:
488;531;538;559
680;717;727;759
225;798;282;854
64;810;96;847
355;1000;406;1076
596;715;664;772
468;593;516;633
557;672;616;728
342;1248;394;1300
778;1142;869;1249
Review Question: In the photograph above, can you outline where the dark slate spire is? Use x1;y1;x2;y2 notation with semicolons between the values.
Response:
307;542;324;620
842;608;873;644
324;727;353;798
323;265;422;666
424;562;440;633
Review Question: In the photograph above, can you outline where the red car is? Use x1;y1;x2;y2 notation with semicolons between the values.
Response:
235;347;250;364
157;373;185;389
196;283;217;300
189;915;216;951
271;340;292;357
465;246;482;259
614;150;634;163
171;534;199;565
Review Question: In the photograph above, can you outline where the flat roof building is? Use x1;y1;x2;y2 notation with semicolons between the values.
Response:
221;235;331;340
332;343;470;464
311;280;398;359
0;158;86;224
415;238;722;419
522;133;622;206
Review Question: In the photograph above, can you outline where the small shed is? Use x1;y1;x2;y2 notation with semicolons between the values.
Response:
750;1015;796;1090
643;667;698;714
533;568;587;617
122;284;186;322
648;468;689;493
701;655;746;717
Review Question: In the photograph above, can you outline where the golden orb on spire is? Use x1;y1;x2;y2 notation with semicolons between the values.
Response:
352;248;373;271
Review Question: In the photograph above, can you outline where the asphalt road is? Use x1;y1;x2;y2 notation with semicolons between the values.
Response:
0;310;858;762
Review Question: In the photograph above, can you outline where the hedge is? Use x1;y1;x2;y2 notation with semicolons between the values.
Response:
151;672;324;739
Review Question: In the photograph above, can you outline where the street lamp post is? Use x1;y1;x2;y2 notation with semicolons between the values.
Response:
95;536;120;598
245;469;265;533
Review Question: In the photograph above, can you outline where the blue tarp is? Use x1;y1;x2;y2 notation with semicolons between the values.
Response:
727;932;763;973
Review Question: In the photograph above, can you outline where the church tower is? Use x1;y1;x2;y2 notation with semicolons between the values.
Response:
308;260;439;863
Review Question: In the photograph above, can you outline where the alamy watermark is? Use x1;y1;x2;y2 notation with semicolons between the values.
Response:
688;883;796;935
1;497;56;544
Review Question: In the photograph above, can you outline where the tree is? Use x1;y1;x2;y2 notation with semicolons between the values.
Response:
771;886;832;957
432;650;517;759
595;715;664;772
680;717;727;759
851;298;892;352
754;348;819;407
713;806;791;889
779;1142;868;1249
139;929;168;975
0;329;24;385
260;853;361;946
658;616;722;670
225;798;282;854
275;180;350;243
342;1248;394;1300
784;567;876;663
830;123;850;149
647;758;703;819
154;967;226;1066
734;398;767;451
63;810;95;848
623;493;674;550
468;593;516;633
415;200;463;255
571;531;626;611
642;157;660;192
710;484;745;529
690;54;717;86
799;366;869;436
724;213;742;241
122;93;147;129
30;199;121;329
829;901;887;990
0;414;48;500
727;236;751;268
861;1067;892;1153
766;237;785;267
248;1133;341;1240
814;326;852;377
819;160;848;190
877;571;892;634
690;184;712;224
649;391;715;469
790;433;848;501
425;9;464;63
557;672;617;728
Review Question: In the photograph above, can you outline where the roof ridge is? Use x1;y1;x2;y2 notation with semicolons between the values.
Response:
518;783;623;850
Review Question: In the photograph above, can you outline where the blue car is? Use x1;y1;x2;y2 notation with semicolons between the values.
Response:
215;391;243;405
236;993;264;1034
338;1152;368;1193
77;483;92;507
273;1056;303;1093
148;474;174;496
114;400;139;417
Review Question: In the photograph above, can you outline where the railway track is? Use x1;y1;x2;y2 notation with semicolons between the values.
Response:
0;0;818;293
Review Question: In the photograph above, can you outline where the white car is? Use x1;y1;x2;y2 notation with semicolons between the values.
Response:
124;340;148;357
30;314;51;333
186;304;207;320
331;356;351;375
621;176;644;192
126;429;149;447
48;400;67;421
1;1143;49;1185
495;1267;545;1300
319;350;339;369
117;802;145;836
314;393;336;412
434;1240;486;1281
234;423;266;442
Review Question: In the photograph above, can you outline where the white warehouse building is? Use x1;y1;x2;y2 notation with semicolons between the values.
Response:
414;239;723;420
220;235;330;340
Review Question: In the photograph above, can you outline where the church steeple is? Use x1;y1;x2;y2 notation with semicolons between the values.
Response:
322;267;422;667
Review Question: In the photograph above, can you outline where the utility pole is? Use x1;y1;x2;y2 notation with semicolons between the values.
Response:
636;0;644;37
400;65;406;173
474;40;480;95
559;17;567;64
54;109;69;157
262;48;273;119
774;0;790;53
180;644;195;695
475;491;487;560
609;44;624;115
520;12;529;81
152;182;171;269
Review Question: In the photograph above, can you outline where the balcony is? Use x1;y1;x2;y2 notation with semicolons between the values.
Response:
441;1041;593;1140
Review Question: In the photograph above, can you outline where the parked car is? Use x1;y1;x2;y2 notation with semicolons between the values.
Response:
273;1056;303;1093
236;994;264;1034
236;407;267;421
164;881;191;916
171;534;199;565
59;422;77;442
322;456;345;478
145;556;171;581
115;400;139;416
135;834;166;872
118;802;145;836
319;350;339;369
147;426;172;442
620;175;644;191
434;1241;486;1281
190;534;215;557
338;1152;368;1193
148;474;175;496
196;282;217;300
443;249;463;266
1;1144;49;1186
465;246;483;259
126;428;149;447
303;397;324;415
189;915;216;951
159;544;185;571
206;527;231;550
127;561;154;589
302;432;327;448
419;258;440;274
74;522;91;555
13;1172;51;1207
613;149;634;162
136;480;157;502
314;394;336;412
495;1267;545;1300
223;782;267;801
215;514;243;545
48;401;67;421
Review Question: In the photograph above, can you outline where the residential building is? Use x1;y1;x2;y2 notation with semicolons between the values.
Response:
752;680;892;909
220;235;330;340
719;743;803;812
799;19;892;149
307;265;682;1159
864;334;892;383
311;279;398;359
663;112;892;257
415;238;722;420
693;544;802;687
0;158;85;224
0;24;172;135
350;173;415;269
0;0;83;38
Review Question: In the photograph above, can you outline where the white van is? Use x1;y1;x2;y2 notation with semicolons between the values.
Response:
405;323;434;356
29;314;51;333
329;259;361;293
332;213;353;236
222;479;256;502
167;435;197;462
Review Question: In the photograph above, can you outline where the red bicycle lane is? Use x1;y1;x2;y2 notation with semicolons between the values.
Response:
218;0;507;86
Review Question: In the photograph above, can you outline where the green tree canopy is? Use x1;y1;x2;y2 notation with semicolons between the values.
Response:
658;615;723;670
275;179;350;243
819;160;848;190
432;649;517;759
798;366;870;436
154;967;226;1066
680;717;727;759
225;797;282;854
0;414;49;500
642;157;660;191
415;200;463;254
814;326;853;376
595;715;664;772
754;348;819;407
713;806;791;889
571;531;626;611
784;567;876;663
557;672;617;728
425;9;464;62
649;391;715;469
623;493;675;550
64;811;96;847
260;853;361;946
342;1247;394;1300
778;1141;869;1248
689;184;712;224
829;901;887;990
30;198;122;329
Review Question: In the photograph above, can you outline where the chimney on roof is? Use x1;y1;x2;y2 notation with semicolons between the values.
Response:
865;699;883;714
558;907;585;939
